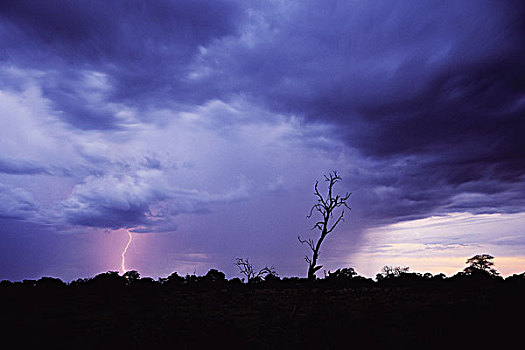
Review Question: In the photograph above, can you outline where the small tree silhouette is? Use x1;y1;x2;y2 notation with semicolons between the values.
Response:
123;270;140;286
463;254;499;276
376;265;410;281
299;171;351;280
235;258;277;283
203;269;226;283
325;267;357;281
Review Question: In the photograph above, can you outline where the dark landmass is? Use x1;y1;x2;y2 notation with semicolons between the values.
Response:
2;269;524;349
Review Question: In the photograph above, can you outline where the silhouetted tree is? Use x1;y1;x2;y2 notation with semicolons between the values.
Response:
90;271;125;291
22;279;37;287
325;267;357;281
203;269;226;284
184;273;200;285
138;277;155;284
263;273;281;284
463;254;499;276
0;280;13;288
235;258;277;283
432;273;446;281
36;277;66;289
69;277;89;287
376;265;410;281
505;272;525;283
299;171;351;280
123;270;140;286
228;277;243;288
166;271;184;285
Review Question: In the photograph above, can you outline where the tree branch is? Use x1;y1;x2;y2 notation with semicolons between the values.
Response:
299;171;351;280
327;210;345;234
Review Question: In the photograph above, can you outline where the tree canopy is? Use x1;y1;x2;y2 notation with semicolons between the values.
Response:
463;254;499;276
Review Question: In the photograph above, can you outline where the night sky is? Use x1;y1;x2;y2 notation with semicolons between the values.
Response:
0;0;524;281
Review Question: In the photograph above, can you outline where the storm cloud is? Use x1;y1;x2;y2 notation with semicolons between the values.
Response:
0;1;523;279
58;168;251;231
190;0;525;222
0;183;38;220
2;0;523;224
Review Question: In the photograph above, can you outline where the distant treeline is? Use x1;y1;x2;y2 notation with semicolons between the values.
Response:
2;266;524;349
2;265;525;290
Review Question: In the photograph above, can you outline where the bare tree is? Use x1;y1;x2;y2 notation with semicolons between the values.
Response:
299;171;351;280
235;258;277;283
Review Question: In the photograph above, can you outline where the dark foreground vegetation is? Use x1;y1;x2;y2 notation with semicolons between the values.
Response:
2;267;525;349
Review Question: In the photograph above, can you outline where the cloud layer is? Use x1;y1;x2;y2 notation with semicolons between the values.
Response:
0;1;523;278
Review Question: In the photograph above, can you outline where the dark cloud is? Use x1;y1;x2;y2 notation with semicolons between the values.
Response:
0;157;73;177
0;0;241;129
142;156;162;170
58;172;169;229
0;158;52;175
349;150;525;227
0;0;523;229
0;183;39;220
0;0;240;65
197;0;525;224
55;170;250;232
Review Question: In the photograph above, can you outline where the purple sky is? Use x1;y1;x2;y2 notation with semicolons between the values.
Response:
0;0;524;281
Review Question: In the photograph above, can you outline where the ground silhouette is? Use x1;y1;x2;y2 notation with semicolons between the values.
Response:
1;266;524;349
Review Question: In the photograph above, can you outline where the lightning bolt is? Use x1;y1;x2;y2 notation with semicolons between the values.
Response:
121;229;133;274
